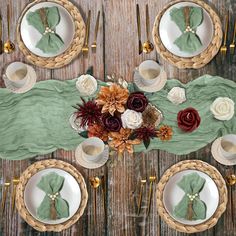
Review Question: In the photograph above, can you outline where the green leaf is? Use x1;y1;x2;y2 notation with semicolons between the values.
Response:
143;138;150;149
86;67;94;76
79;131;88;138
128;132;138;140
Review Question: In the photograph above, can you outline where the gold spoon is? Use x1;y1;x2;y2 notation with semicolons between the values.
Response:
226;174;236;186
1;181;11;215
4;4;15;54
89;176;101;224
143;4;154;54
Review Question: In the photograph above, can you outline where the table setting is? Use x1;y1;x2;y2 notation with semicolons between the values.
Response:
0;0;235;235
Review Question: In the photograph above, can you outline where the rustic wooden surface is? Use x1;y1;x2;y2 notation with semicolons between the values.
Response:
0;0;236;235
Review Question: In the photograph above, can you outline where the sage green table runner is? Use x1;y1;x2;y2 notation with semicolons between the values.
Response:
0;75;235;160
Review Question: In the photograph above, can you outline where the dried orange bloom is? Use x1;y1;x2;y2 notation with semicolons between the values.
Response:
156;125;173;141
88;123;109;142
108;128;141;154
96;84;129;115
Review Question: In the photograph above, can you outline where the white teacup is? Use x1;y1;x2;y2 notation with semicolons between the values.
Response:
4;62;29;88
139;60;162;86
81;137;105;162
219;134;236;160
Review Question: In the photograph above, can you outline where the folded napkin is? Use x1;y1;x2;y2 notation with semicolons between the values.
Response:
170;6;203;53
173;173;206;221
36;172;69;220
26;6;64;54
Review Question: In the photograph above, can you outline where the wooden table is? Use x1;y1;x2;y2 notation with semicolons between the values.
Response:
0;0;235;235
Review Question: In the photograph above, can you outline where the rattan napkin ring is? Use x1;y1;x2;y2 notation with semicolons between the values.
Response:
156;160;227;234
17;0;85;69
16;159;88;232
152;0;223;69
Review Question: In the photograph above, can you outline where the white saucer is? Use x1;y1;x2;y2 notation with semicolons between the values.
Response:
4;65;37;94
211;138;236;166
133;68;167;93
75;144;109;169
69;113;86;132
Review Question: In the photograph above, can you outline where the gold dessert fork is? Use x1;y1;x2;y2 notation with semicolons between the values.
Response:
146;174;156;216
11;177;20;215
230;20;236;55
220;12;229;57
137;178;146;215
82;10;91;55
1;181;10;215
91;11;100;52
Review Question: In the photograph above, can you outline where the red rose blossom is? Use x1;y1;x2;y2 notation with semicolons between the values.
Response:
127;92;148;112
177;107;201;132
102;114;122;132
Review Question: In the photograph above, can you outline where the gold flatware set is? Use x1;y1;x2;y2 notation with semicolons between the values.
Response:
137;173;157;216
1;178;20;216
82;10;101;55
89;175;106;224
220;12;236;56
136;4;154;55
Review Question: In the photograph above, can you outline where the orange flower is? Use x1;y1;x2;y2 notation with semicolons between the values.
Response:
108;128;141;154
96;84;129;115
156;125;173;141
88;124;109;142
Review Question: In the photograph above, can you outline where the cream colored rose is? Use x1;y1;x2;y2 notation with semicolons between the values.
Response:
167;87;186;105
76;74;97;96
210;97;235;121
121;109;143;129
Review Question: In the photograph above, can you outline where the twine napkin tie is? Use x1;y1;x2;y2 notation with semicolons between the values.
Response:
36;172;69;220
170;6;203;53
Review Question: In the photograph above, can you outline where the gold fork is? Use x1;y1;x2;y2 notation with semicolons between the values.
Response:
137;179;146;215
91;11;100;52
11;178;20;215
1;181;11;215
82;10;91;55
220;12;229;57
146;174;156;216
230;20;236;55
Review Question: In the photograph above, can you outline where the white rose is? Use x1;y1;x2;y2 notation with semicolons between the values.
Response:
121;109;143;129
210;97;235;121
167;87;186;105
76;74;97;96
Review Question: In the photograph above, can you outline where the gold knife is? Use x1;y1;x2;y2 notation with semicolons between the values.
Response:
136;4;142;55
0;13;3;54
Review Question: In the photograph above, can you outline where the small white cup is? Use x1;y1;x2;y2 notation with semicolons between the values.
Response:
139;60;162;86
81;137;105;162
4;62;29;88
219;134;236;160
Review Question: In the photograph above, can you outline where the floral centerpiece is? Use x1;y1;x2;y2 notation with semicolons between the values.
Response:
73;74;173;155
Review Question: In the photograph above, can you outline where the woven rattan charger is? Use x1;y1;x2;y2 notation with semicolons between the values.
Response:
152;0;223;69
17;0;85;69
16;159;88;232
156;160;227;234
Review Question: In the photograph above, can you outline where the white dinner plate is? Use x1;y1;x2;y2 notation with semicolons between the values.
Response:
20;2;75;57
24;168;81;225
163;170;219;225
159;2;214;58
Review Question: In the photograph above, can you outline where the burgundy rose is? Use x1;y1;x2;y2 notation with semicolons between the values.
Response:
102;114;122;132
127;92;148;112
177;107;201;132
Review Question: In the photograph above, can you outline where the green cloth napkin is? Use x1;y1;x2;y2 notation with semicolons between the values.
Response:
173;173;206;220
26;6;64;54
170;7;203;53
0;75;236;160
37;172;69;220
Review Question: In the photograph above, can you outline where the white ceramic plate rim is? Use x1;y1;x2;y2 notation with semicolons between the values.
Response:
163;169;219;225
159;2;214;58
24;167;81;225
20;2;75;57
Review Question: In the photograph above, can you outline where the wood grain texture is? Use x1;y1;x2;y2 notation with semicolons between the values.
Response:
0;0;235;235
